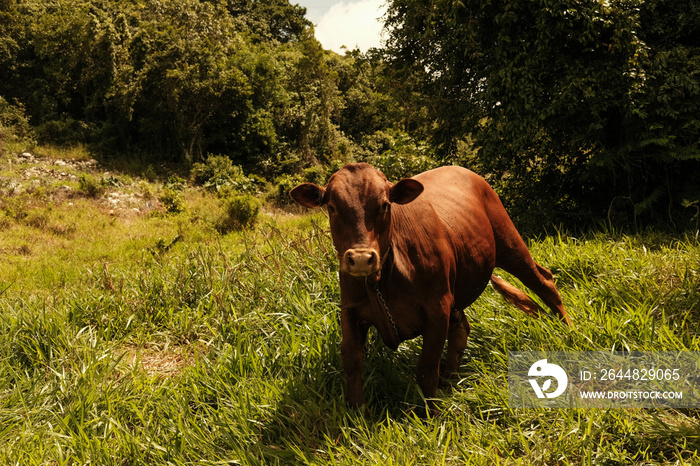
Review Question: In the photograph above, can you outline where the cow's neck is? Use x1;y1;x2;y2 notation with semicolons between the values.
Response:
386;203;428;280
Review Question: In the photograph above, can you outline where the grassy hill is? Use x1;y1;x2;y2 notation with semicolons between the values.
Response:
1;145;699;464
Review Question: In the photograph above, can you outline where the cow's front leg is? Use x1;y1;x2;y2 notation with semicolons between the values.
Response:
340;307;369;408
415;307;449;407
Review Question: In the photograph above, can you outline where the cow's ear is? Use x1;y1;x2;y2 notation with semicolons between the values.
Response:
290;183;326;208
390;178;423;204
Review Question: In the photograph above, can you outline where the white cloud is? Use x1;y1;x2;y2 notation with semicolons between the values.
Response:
314;0;388;54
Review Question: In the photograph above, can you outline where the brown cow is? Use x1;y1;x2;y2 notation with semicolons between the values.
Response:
291;163;572;409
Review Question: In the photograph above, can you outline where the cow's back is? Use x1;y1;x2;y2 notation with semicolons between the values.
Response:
410;166;503;307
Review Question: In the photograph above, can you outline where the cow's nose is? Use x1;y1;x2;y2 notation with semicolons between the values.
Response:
343;248;380;276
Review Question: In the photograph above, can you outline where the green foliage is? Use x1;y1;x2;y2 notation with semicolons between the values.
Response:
164;175;186;191
141;165;157;182
217;193;260;232
3;0;699;231
159;187;186;214
227;0;311;43
385;0;700;230
0;0;20;71
387;0;645;154
337;49;433;146
361;130;440;180
0;0;363;169
0;96;32;144
301;164;327;185
35;118;91;147
78;174;103;198
191;154;258;194
267;173;304;207
611;0;700;226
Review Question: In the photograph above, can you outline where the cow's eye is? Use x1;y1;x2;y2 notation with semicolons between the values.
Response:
327;205;335;215
381;201;390;212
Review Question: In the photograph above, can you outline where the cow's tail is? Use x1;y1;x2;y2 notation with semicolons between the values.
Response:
490;274;544;317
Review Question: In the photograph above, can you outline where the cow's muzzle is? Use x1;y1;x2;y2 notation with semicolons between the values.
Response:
342;248;381;277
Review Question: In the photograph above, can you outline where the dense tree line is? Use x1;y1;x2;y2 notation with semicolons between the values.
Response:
1;0;698;231
0;0;424;177
385;0;700;230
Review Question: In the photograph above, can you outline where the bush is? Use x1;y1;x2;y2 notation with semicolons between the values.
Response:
165;176;187;191
191;155;257;194
35;118;91;146
218;194;260;233
0;97;33;143
360;131;439;180
191;155;231;184
302;165;327;185
78;174;104;198
159;187;186;214
266;173;303;207
142;165;157;182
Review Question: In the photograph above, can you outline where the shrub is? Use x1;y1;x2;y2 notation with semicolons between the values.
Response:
35;117;91;146
191;155;257;194
266;173;303;207
165;175;187;191
142;165;157;182
0;97;33;144
302;165;327;185
218;194;260;233
78;174;103;198
191;154;231;184
159;187;186;214
360;131;439;180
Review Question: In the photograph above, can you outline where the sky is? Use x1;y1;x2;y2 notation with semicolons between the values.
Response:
294;0;388;54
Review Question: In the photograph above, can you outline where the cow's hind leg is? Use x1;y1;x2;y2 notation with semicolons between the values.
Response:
444;309;470;380
495;237;573;326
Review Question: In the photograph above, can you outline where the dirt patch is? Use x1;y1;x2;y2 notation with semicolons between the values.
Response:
119;344;205;378
104;191;155;212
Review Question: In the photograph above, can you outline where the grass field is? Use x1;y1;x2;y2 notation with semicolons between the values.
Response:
1;147;699;464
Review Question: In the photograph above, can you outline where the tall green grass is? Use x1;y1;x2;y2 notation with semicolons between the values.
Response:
1;190;699;463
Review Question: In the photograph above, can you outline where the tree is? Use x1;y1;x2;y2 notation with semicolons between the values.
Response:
225;0;311;43
616;0;700;227
274;29;345;166
385;0;699;229
0;0;20;86
130;0;255;161
334;49;427;143
1;0;312;164
2;0;444;180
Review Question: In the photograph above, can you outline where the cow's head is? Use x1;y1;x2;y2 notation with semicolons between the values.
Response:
290;163;423;278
